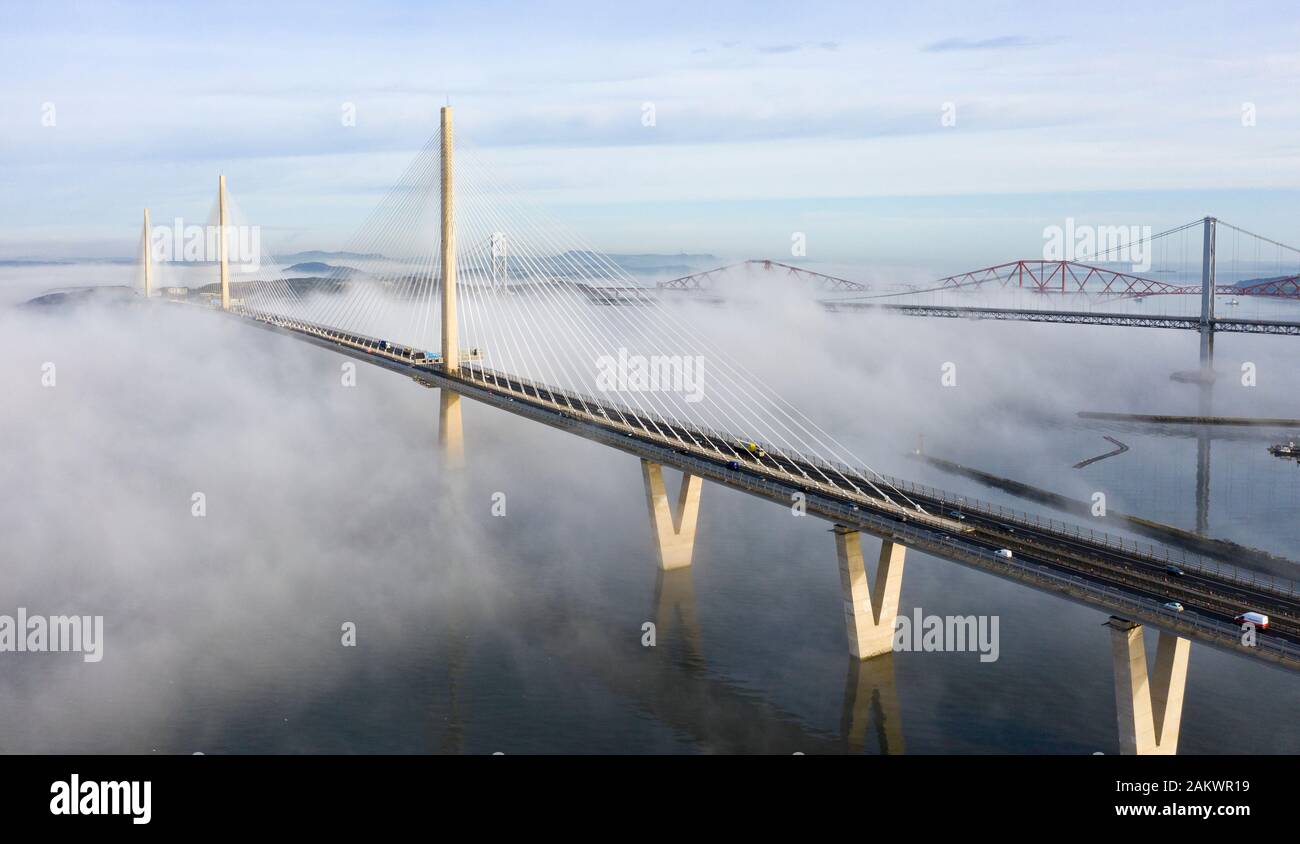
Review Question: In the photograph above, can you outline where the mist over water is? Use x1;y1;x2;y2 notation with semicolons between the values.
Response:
2;264;1298;754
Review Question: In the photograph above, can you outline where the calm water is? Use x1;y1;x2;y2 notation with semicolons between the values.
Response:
1;269;1298;754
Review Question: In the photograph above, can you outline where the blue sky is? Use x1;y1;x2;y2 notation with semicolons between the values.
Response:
3;0;1300;269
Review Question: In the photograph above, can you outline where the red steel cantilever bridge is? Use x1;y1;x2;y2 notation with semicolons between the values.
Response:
661;221;1300;352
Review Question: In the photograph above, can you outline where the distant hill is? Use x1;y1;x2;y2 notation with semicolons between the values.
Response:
552;251;718;276
1228;274;1295;289
280;251;382;263
0;251;717;275
23;286;138;308
284;262;357;276
0;258;134;266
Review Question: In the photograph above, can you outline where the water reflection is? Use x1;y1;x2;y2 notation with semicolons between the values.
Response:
842;655;904;755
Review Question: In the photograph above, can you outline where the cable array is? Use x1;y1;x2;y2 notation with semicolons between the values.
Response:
201;124;922;507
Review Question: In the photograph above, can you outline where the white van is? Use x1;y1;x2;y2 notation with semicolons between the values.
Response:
1234;611;1270;629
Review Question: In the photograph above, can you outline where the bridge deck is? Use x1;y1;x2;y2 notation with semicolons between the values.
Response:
204;302;1300;671
820;301;1300;335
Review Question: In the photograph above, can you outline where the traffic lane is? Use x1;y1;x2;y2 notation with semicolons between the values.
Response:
541;387;1300;631
265;324;1300;646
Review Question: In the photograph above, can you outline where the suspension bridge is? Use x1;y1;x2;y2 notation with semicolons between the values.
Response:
128;107;1300;755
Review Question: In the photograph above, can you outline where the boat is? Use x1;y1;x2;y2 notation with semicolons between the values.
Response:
1267;441;1300;460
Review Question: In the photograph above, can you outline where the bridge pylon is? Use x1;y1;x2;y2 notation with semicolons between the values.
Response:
218;174;231;310
1106;618;1191;755
835;527;906;660
440;105;459;374
434;103;465;468
437;106;464;465
641;460;702;571
141;208;153;298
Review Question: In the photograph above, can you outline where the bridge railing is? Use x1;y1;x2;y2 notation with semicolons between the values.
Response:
873;473;1299;600
462;362;1299;601
675;452;1297;664
229;318;1300;608
455;361;1300;604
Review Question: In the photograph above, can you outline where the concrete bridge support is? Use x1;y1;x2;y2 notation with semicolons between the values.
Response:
641;460;702;571
835;527;907;659
439;389;464;467
1106;618;1191;755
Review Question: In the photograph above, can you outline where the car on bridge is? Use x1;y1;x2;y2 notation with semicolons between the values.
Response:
1165;564;1186;577
995;549;1013;559
736;440;767;459
1163;601;1185;613
1234;611;1270;629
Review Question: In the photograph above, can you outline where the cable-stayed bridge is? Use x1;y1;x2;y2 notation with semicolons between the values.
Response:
132;108;1300;754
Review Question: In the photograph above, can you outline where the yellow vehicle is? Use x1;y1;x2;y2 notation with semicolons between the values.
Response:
737;440;767;459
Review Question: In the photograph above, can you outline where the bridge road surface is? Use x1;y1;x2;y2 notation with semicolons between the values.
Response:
211;304;1300;671
819;301;1300;336
451;369;1300;643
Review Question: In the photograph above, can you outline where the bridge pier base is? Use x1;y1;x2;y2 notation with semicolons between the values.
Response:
641;460;702;571
439;389;464;467
835;528;906;659
1106;618;1191;755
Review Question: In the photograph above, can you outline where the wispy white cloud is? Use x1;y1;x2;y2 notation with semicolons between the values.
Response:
922;34;1053;52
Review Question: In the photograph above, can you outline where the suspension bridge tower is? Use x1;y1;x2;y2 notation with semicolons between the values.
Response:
491;231;507;290
1198;216;1217;376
